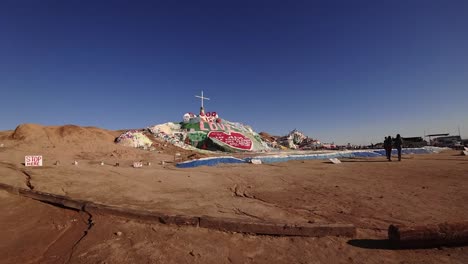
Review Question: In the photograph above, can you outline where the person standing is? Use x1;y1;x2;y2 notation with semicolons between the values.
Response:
383;137;389;159
394;134;403;161
384;136;392;161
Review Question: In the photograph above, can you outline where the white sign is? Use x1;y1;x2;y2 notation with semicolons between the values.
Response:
25;155;43;166
133;162;143;168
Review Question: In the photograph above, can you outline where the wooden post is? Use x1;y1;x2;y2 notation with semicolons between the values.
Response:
388;221;468;248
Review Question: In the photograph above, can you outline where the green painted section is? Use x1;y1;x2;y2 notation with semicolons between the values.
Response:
180;122;199;131
186;132;208;148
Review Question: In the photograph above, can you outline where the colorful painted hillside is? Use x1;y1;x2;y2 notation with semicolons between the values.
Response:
147;109;270;152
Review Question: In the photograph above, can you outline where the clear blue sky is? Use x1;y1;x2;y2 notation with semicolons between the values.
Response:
1;0;467;145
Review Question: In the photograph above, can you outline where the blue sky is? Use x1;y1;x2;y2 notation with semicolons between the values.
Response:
1;0;467;144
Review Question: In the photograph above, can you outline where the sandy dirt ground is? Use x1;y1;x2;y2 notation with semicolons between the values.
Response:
1;191;467;264
0;124;467;263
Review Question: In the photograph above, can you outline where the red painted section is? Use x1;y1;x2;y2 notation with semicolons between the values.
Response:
208;131;253;150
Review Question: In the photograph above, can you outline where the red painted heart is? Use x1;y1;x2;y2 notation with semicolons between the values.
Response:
208;131;253;150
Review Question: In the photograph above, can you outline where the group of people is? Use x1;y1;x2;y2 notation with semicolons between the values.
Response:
384;134;403;161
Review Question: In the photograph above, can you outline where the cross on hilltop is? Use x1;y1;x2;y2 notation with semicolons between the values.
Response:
195;90;210;109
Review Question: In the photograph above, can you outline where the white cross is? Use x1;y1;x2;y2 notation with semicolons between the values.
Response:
195;91;210;108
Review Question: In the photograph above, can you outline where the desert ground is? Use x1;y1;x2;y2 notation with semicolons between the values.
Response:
0;124;467;263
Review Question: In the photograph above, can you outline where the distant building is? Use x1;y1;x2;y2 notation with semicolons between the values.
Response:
432;135;462;148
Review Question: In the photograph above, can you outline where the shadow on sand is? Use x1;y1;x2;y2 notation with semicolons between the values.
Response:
347;239;468;250
347;239;394;250
341;160;390;163
323;160;390;164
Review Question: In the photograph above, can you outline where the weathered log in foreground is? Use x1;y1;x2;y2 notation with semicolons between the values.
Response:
0;183;356;238
200;216;356;237
388;222;468;248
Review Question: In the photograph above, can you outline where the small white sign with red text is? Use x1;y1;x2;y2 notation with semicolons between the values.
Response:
25;156;43;166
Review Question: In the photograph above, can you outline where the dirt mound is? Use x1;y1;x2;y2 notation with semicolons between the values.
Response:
5;124;159;162
11;123;118;144
6;124;205;162
8;123;122;154
56;124;88;138
11;123;48;141
52;124;119;144
0;131;11;141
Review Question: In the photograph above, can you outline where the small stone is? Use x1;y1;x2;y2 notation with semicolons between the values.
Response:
133;161;143;168
55;161;60;165
73;161;78;165
100;161;104;166
115;231;122;236
147;162;151;166
115;162;120;167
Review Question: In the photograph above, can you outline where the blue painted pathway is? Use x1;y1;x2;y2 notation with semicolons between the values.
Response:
175;147;445;168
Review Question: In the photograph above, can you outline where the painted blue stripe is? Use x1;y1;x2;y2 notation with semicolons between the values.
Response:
176;157;247;168
176;147;444;168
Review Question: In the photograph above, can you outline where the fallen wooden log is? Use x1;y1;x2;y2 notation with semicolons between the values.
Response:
0;182;356;238
388;221;468;248
200;216;356;237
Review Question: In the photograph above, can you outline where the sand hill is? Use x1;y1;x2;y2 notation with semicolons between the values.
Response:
9;124;120;152
1;124;203;163
11;123;119;143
